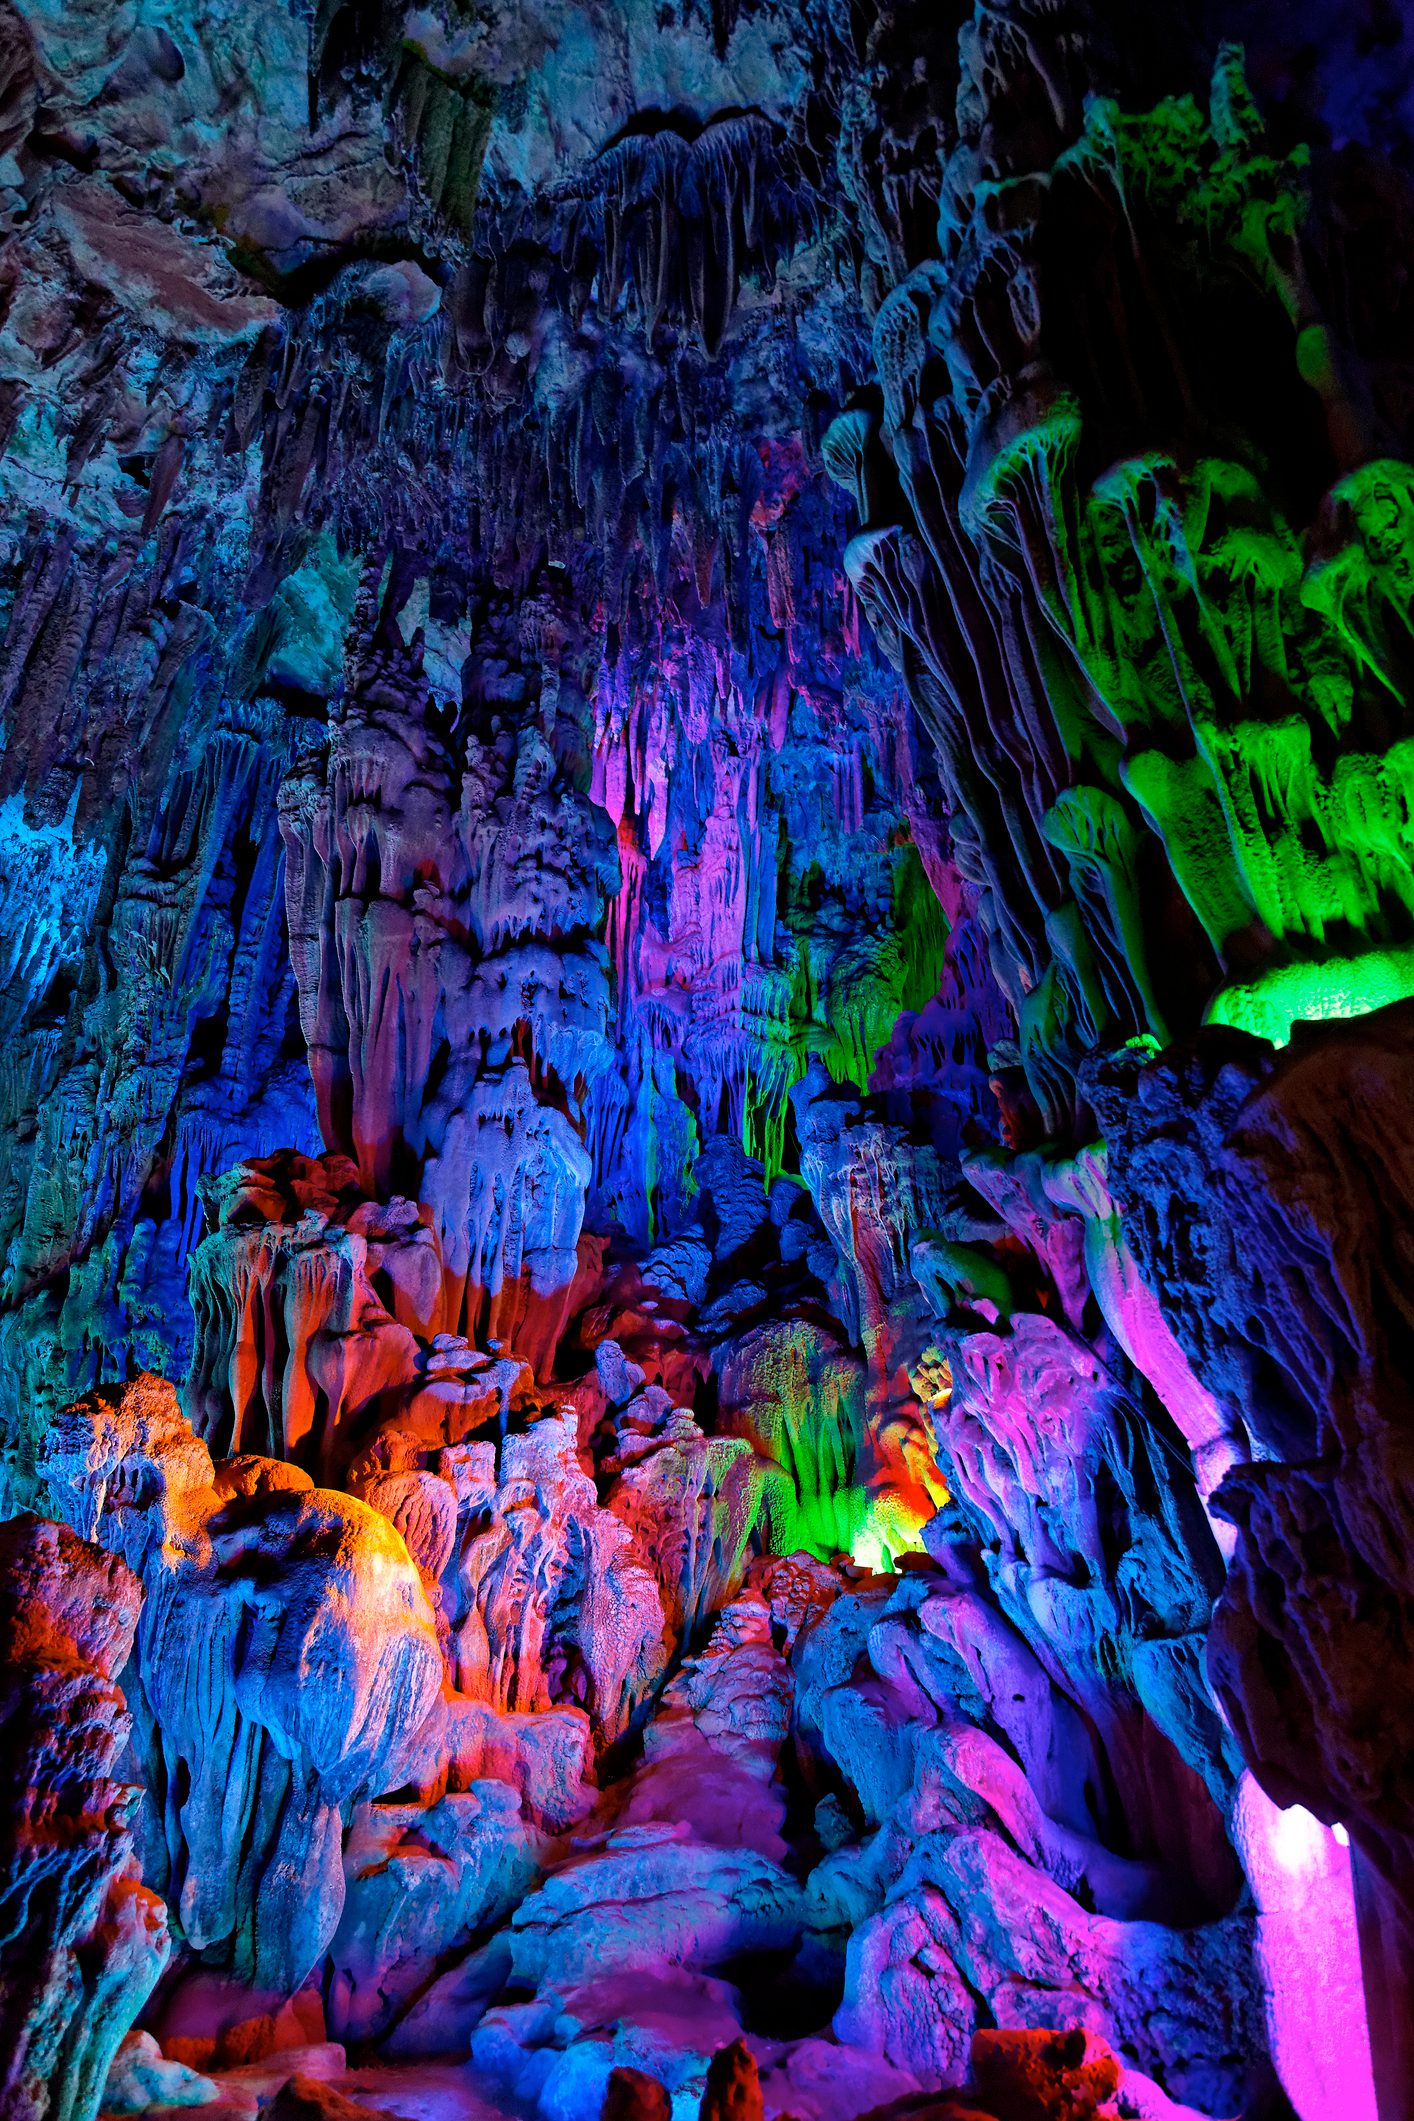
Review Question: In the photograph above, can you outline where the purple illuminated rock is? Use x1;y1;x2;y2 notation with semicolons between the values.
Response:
326;1785;537;2046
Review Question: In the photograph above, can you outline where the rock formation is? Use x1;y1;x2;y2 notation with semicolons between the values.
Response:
0;0;1410;2115
0;1514;169;2121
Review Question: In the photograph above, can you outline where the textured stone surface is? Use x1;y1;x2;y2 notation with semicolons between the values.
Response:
102;2029;220;2114
326;1785;538;2047
0;0;1410;2112
0;1515;169;2121
1095;1005;1414;2107
38;1378;444;1995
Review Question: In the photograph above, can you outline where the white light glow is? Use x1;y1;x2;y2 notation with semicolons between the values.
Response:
1271;1803;1326;1875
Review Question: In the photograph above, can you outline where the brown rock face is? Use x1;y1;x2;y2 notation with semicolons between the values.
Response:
265;2078;388;2121
700;2038;765;2121
0;1513;169;2121
601;2066;673;2121
970;2027;1122;2119
850;2027;1127;2118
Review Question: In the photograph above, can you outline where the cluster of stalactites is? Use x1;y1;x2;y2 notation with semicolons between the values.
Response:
579;477;982;1236
826;17;1414;1139
541;112;817;357
277;595;617;1368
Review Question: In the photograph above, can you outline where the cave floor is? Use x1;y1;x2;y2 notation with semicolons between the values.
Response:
337;2066;525;2119
196;2055;529;2121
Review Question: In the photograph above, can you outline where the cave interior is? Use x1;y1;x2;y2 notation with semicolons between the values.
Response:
0;0;1413;2118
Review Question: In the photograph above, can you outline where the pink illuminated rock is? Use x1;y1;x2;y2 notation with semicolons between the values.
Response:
609;1592;793;1861
1034;1143;1248;1519
151;1976;334;2073
932;1313;1241;1849
1231;1775;1376;2121
435;1694;597;1833
836;1828;1260;2109
756;2037;921;2119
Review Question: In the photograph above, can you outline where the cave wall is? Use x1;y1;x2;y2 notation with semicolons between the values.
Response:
0;0;1410;2117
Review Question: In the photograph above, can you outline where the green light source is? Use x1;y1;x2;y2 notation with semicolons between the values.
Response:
1205;948;1414;1046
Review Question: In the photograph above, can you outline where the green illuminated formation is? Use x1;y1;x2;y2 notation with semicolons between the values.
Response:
833;50;1414;1111
794;841;951;1096
744;835;951;1183
1204;946;1414;1045
717;1314;941;1566
718;1317;874;1560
